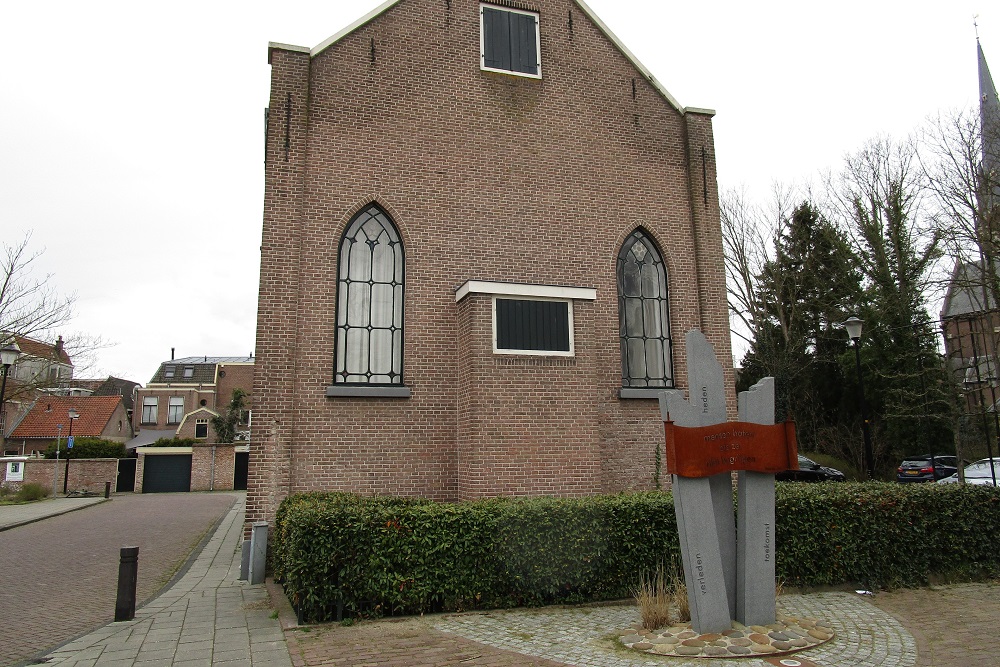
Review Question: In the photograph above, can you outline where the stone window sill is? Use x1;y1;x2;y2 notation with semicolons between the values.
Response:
619;387;675;399
326;385;411;398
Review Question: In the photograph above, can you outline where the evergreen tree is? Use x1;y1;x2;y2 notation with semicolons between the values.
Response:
739;202;862;450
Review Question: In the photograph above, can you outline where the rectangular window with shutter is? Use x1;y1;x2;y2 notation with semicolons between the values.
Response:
480;4;540;78
493;297;572;355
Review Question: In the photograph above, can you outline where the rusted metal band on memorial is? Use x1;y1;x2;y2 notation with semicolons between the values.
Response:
664;419;798;478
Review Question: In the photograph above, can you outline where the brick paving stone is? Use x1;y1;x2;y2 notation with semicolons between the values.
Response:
869;582;1000;667
37;493;292;667
0;492;237;667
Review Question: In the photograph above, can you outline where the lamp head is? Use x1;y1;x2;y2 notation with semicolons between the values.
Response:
68;408;79;420
0;340;20;367
843;316;864;342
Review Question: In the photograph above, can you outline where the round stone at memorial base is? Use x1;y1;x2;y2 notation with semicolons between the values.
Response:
618;613;835;659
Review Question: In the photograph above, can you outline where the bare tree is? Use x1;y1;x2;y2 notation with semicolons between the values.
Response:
720;184;799;354
920;106;1000;463
0;233;75;341
0;233;104;405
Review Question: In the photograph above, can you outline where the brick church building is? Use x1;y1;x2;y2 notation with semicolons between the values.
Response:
249;0;734;529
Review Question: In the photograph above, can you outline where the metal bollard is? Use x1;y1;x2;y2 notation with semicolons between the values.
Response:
248;522;268;585
115;547;139;622
105;481;111;498
239;540;250;580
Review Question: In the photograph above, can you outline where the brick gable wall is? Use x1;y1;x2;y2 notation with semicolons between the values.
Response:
250;0;735;530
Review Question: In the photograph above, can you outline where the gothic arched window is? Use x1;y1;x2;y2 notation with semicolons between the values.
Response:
618;230;673;387
334;205;404;385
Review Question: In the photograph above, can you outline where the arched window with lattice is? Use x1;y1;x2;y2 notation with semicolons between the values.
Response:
617;229;673;388
334;205;404;385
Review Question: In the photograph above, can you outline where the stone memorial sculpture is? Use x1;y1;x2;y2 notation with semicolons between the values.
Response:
659;330;796;633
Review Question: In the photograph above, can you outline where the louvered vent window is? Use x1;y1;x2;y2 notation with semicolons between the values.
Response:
493;298;572;355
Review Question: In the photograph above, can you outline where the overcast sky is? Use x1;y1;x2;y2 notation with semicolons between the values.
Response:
2;0;997;382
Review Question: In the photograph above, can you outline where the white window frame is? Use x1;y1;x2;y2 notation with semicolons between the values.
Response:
480;3;542;79
195;419;209;439
167;397;184;424
492;295;575;357
141;397;158;424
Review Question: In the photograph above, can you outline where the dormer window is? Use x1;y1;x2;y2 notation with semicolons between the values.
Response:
184;366;194;379
165;366;175;379
480;4;540;78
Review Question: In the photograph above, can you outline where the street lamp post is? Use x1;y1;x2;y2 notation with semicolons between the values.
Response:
64;409;79;494
844;317;875;480
0;340;21;444
53;423;63;497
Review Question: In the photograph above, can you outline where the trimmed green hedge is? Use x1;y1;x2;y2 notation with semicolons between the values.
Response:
776;482;1000;588
43;437;126;459
273;483;1000;622
273;492;679;621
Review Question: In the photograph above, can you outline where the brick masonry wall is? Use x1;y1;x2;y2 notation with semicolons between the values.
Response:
250;0;736;529
1;458;119;495
216;363;254;410
191;445;237;491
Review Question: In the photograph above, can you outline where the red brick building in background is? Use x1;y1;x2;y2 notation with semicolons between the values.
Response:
250;0;734;530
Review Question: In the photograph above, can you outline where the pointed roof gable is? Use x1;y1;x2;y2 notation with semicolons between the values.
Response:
10;395;123;439
269;0;712;117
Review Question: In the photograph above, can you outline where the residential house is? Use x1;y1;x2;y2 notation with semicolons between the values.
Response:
129;355;253;493
0;334;74;448
250;0;735;530
6;395;132;456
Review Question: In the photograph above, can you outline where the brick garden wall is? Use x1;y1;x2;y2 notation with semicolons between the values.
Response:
192;445;237;491
1;458;119;495
250;0;735;530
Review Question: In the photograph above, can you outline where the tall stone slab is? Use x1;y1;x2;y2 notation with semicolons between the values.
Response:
736;377;777;626
659;330;735;633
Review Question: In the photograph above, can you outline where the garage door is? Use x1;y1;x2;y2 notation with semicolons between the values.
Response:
142;454;192;493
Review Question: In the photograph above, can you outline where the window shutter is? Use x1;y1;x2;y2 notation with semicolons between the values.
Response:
496;299;570;352
511;12;537;75
482;7;511;71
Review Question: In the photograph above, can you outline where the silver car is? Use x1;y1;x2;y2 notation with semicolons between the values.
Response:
937;457;1000;486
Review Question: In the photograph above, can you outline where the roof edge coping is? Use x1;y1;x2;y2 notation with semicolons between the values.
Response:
310;0;401;58
268;42;311;64
684;106;716;117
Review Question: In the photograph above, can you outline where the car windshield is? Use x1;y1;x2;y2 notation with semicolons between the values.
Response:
902;457;953;466
964;460;1000;477
798;456;816;467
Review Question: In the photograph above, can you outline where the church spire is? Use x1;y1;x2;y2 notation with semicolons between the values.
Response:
981;39;999;176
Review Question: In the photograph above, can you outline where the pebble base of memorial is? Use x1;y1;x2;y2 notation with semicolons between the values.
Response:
617;612;835;658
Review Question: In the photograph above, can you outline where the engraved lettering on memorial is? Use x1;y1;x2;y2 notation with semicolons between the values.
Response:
701;386;709;413
764;523;771;562
695;552;708;595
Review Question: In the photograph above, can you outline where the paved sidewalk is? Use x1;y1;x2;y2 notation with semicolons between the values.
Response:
39;496;291;667
0;496;107;530
284;592;916;667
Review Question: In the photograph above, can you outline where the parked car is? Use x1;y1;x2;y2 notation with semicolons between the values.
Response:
896;455;961;483
776;455;847;482
937;458;1000;486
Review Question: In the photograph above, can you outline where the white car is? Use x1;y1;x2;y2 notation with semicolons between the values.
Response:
937;457;1000;486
